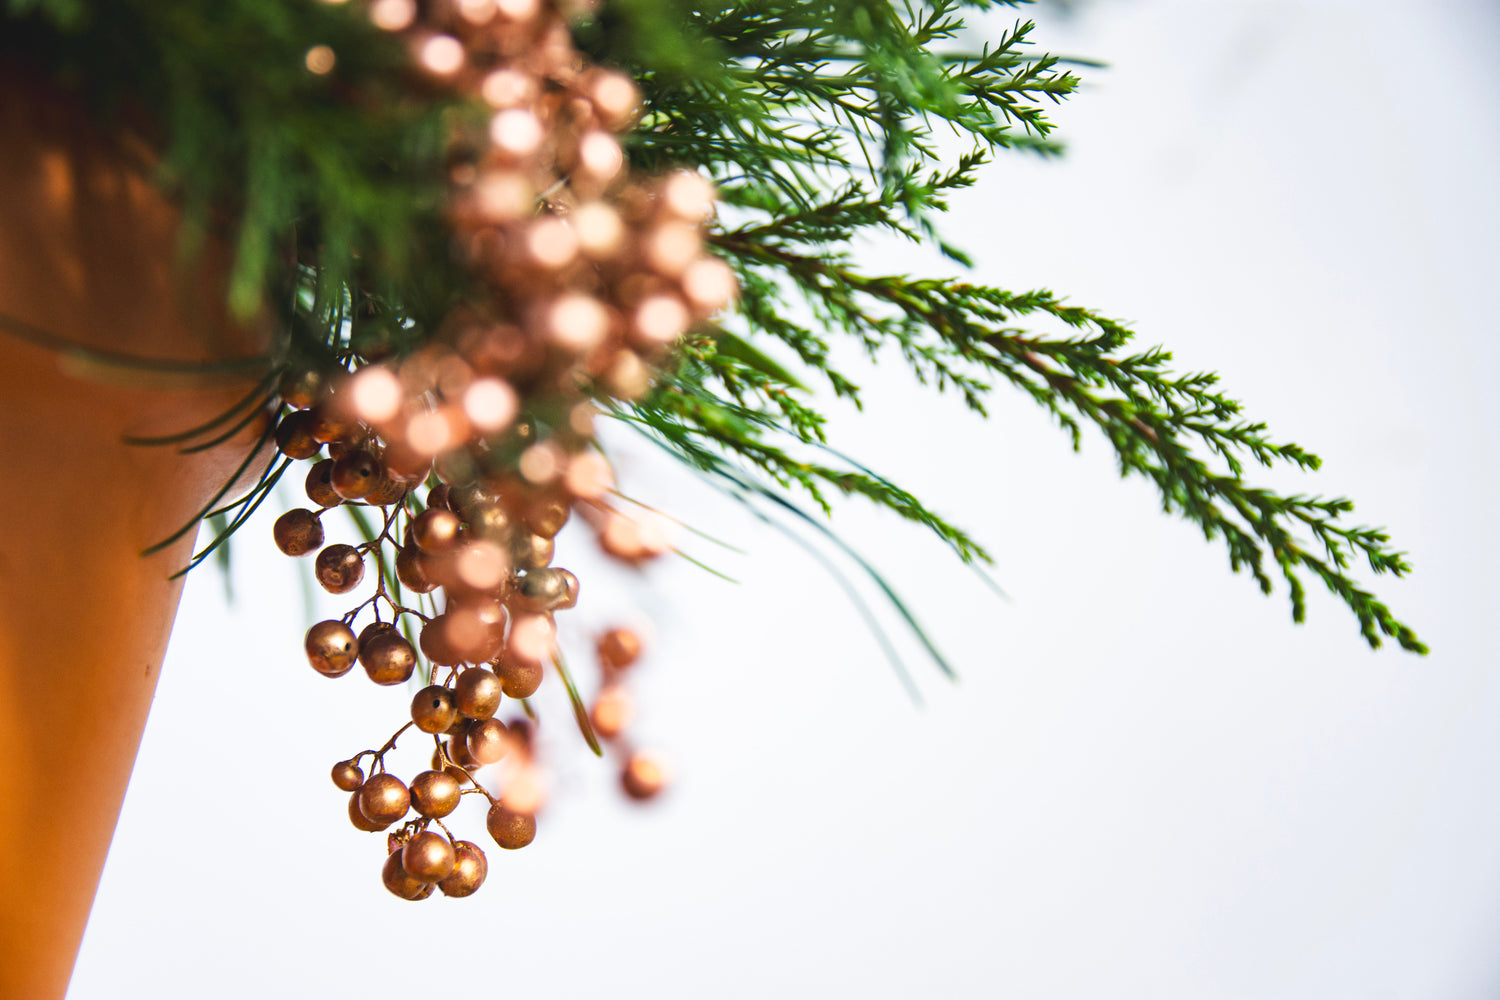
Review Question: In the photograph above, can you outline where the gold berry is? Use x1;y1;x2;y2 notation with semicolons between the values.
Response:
274;409;321;459
438;841;488;897
331;449;383;501
486;803;536;850
304;620;357;677
597;627;642;670
410;684;458;734
454;666;502;720
495;652;543;699
589;686;634;739
621;751;667;801
348;790;390;832
304;459;342;508
409;770;462;818
315;543;365;594
395;544;438;593
360;632;417;686
466;718;510;765
413;508;462;553
382;849;431;900
402;831;457;883
331;760;365;792
358;773;410;825
364;473;408;507
273;509;324;557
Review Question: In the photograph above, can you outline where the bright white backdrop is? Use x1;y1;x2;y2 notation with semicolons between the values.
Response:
71;2;1500;997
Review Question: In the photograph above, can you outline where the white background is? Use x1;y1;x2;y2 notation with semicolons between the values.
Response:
71;1;1500;997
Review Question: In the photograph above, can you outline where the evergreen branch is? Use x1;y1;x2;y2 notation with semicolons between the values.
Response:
636;367;993;566
704;233;1423;650
613;408;949;698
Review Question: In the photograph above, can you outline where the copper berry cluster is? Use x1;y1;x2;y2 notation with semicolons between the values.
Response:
267;0;733;900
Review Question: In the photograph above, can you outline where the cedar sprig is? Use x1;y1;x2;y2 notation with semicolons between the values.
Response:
675;227;1423;650
591;0;1422;650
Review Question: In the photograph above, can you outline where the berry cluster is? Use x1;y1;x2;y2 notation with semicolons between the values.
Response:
283;469;597;899
265;0;733;899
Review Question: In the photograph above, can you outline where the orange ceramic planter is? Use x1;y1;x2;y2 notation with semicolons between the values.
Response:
0;70;268;998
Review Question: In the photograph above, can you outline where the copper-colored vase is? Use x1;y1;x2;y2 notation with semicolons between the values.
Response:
0;70;268;998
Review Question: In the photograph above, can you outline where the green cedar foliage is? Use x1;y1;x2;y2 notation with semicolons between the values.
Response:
0;0;1425;653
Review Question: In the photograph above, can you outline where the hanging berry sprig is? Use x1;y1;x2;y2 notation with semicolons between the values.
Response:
259;0;733;900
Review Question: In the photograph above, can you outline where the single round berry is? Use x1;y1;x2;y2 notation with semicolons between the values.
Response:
432;609;504;664
466;718;510;765
358;773;410;826
516;567;570;612
590;686;634;739
331;449;383;500
409;770;462;818
418;616;462;668
360;632;416;686
509;531;554;570
621;751;668;801
464;502;512;543
358;621;397;647
523;496;570;538
597;627;643;670
382;849;431;900
315;544;365;594
443;739;477;775
309;405;355;445
364;474;408;507
348;790;390;832
395;544;438;593
274;409;321;459
454;667;502;720
426;484;452;511
413;508;462;553
447;482;491;520
438;841;488;897
410;685;457;734
304;620;357;677
495;653;543;699
273;509;324;557
402;831;457;883
304;459;342;508
331;760;365;792
506;718;534;751
486;803;536;850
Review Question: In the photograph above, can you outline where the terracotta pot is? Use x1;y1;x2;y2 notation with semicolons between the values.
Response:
0;70;269;998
